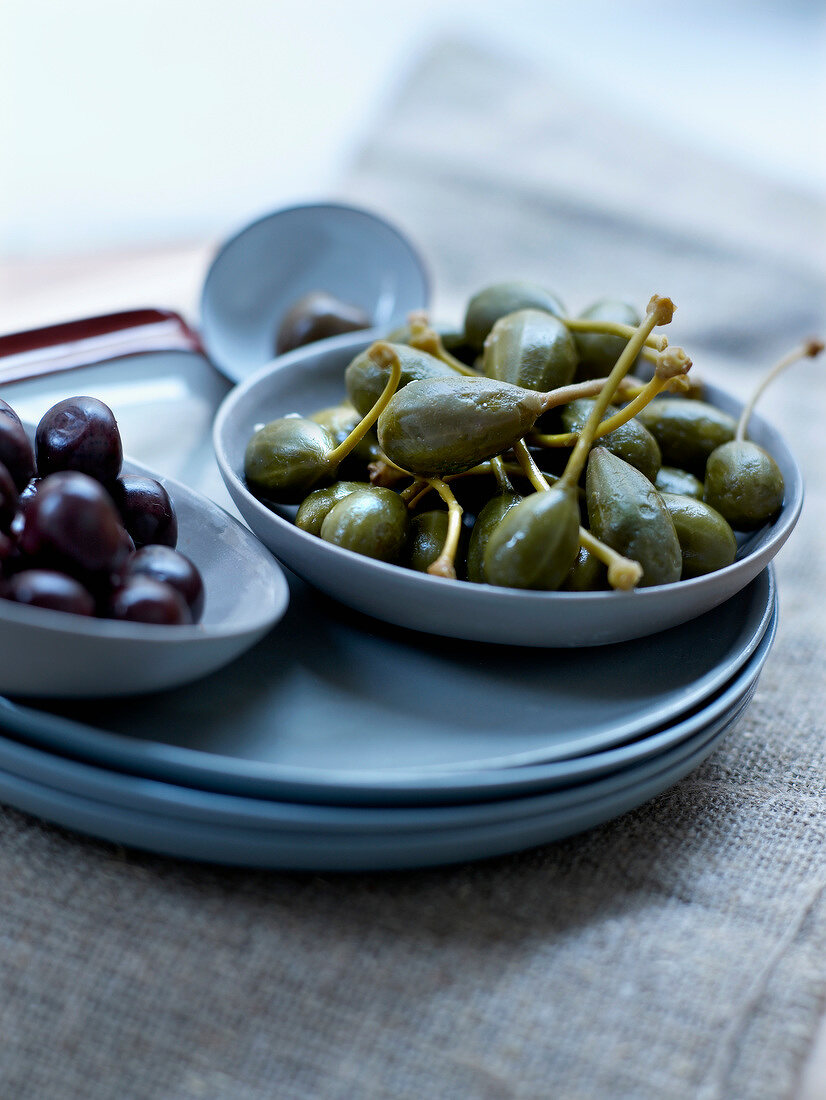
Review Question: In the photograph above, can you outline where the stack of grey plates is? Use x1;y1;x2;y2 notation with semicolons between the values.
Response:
0;203;792;870
0;566;777;871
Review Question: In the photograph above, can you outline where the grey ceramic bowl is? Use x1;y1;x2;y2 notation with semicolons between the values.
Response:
200;202;430;381
1;434;289;698
213;333;803;647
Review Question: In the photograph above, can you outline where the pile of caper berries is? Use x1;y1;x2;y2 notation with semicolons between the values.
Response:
245;283;820;592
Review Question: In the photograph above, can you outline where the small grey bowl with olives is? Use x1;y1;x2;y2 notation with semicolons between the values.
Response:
0;398;288;697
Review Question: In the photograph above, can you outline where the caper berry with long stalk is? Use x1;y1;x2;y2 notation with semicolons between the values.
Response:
245;341;402;502
482;296;676;590
704;339;823;529
509;439;643;590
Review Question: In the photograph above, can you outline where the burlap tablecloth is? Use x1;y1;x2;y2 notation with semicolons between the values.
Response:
2;43;825;1100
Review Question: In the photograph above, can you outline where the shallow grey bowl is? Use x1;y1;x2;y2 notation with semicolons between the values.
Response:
200;202;430;382
213;333;803;647
2;434;289;698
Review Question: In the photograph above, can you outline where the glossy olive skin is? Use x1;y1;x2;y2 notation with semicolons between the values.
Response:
295;481;372;536
18;471;127;578
275;291;370;355
465;492;521;583
123;545;205;621
0;416;36;490
109;576;193;625
378;376;545;477
586;448;682;587
636;399;737;477
320;487;409;562
0;529;18;573
660;492;738;578
36;396;123;485
573;299;641;381
655;465;704;500
560;398;661;483
464;282;566;352
7;569;95;616
309;403;381;474
244;418;335;503
483;309;578;393
113;475;178;548
403;510;453;574
703;440;784;530
0;462;19;533
345;343;456;418
0;400;21;427
483;486;580;590
562;546;608;591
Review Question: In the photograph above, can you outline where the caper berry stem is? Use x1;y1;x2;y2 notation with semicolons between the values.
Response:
564;317;668;351
512;439;551;495
407;313;480;377
735;338;824;442
533;347;692;448
401;478;429;504
327;342;402;468
406;484;432;510
512;438;642;589
424;478;463;579
577;529;644;591
559;296;675;489
404;458;516;511
537;374;644;414
490;454;515;494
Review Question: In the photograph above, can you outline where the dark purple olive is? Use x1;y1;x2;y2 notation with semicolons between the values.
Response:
122;544;204;621
11;479;41;541
109;577;193;625
0;416;36;490
79;525;137;617
0;529;18;573
7;569;95;616
0;463;19;532
0;400;22;427
276;291;371;355
18;471;125;576
36;396;123;484
111;524;136;579
18;477;40;504
113;475;177;548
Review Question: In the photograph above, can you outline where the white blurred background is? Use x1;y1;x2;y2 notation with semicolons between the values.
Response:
1;0;824;261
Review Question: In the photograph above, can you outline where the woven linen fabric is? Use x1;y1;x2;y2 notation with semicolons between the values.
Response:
3;41;826;1100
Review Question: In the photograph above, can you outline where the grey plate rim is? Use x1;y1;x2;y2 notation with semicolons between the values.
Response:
0;591;776;811
0;570;775;802
0;690;752;870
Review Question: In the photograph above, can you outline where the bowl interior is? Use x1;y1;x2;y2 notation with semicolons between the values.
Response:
200;203;430;382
